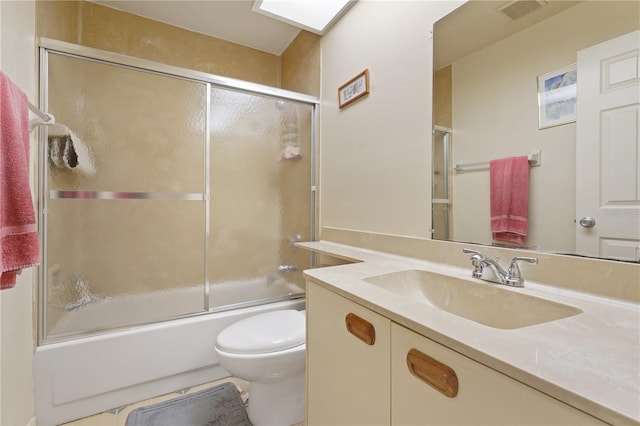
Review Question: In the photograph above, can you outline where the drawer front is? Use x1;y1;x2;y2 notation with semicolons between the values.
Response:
307;281;391;426
391;323;606;426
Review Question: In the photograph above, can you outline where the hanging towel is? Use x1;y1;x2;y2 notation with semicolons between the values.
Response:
48;124;95;175
0;71;41;289
490;155;529;244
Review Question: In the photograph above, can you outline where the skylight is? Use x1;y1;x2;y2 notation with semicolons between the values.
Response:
253;0;354;35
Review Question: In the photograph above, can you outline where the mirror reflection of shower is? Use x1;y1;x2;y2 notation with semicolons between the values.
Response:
432;126;451;240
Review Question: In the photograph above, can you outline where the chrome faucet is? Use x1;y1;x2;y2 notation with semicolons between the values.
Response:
278;264;297;273
463;248;538;287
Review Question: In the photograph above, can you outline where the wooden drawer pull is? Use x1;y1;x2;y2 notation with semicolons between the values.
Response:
345;313;376;345
406;348;458;398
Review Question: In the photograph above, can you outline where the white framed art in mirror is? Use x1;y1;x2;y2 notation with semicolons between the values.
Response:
537;64;577;129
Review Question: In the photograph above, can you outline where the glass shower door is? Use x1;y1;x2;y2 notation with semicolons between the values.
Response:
207;88;311;309
40;47;317;343
432;126;451;240
43;52;208;341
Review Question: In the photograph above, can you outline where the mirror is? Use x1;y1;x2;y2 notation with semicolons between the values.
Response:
433;0;639;262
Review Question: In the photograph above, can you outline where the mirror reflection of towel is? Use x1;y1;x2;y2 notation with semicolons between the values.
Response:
490;156;529;244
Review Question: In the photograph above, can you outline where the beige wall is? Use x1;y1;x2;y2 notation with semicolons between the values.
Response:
281;31;321;97
35;0;79;45
450;1;639;252
0;1;37;424
320;0;464;237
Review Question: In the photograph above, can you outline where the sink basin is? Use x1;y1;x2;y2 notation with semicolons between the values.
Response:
363;270;582;329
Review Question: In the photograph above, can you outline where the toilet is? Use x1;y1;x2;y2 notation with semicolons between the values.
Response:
214;309;306;426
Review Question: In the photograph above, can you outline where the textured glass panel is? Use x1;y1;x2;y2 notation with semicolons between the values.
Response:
433;132;447;200
208;89;312;308
46;53;206;193
42;53;207;341
432;203;450;241
45;199;206;339
432;131;450;240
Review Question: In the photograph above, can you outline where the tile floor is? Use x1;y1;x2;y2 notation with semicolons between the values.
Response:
57;377;304;426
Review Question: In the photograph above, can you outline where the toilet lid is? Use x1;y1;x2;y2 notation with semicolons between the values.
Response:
216;310;305;354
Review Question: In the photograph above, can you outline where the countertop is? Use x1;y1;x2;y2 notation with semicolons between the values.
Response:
298;241;640;425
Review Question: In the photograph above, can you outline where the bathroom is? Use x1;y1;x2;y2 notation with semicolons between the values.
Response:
1;0;639;425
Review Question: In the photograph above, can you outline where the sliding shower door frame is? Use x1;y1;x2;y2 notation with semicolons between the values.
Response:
37;38;319;345
432;125;451;240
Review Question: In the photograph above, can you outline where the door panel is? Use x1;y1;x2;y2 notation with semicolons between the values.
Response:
576;31;640;261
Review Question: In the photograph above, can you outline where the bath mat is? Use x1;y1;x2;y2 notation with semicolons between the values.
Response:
125;382;252;426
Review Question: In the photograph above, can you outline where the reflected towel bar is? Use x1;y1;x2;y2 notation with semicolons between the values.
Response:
454;150;541;174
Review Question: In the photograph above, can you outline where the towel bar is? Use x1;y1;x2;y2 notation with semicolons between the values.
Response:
454;150;541;174
28;102;55;130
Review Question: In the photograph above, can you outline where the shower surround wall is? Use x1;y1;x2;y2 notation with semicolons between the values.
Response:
36;1;278;86
35;0;321;95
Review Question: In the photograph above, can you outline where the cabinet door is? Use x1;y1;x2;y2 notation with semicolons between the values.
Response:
391;323;606;425
307;281;391;426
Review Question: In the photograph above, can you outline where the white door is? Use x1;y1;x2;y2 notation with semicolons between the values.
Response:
576;30;640;261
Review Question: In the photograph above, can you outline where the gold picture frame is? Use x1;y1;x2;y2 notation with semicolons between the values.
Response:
338;69;370;109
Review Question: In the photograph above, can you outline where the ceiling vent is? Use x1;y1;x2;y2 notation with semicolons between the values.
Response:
497;0;548;20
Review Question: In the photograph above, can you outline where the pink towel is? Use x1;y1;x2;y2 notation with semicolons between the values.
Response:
0;71;40;289
490;155;529;244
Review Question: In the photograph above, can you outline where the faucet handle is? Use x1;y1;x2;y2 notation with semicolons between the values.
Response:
463;248;485;278
512;256;538;265
462;248;482;256
463;248;485;262
506;256;538;287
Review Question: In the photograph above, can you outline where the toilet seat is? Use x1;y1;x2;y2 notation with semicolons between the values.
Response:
216;309;305;354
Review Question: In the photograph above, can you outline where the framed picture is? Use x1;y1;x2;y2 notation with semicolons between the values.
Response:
338;69;370;109
537;64;577;129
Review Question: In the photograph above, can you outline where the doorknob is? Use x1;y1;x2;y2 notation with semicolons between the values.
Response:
579;217;596;228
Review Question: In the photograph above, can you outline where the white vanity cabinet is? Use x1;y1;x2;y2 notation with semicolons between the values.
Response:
307;280;607;426
306;281;391;425
391;323;606;425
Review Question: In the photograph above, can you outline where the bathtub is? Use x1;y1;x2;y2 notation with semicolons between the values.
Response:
34;285;305;426
46;279;305;338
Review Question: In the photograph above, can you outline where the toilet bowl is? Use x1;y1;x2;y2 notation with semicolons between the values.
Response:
214;309;306;426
